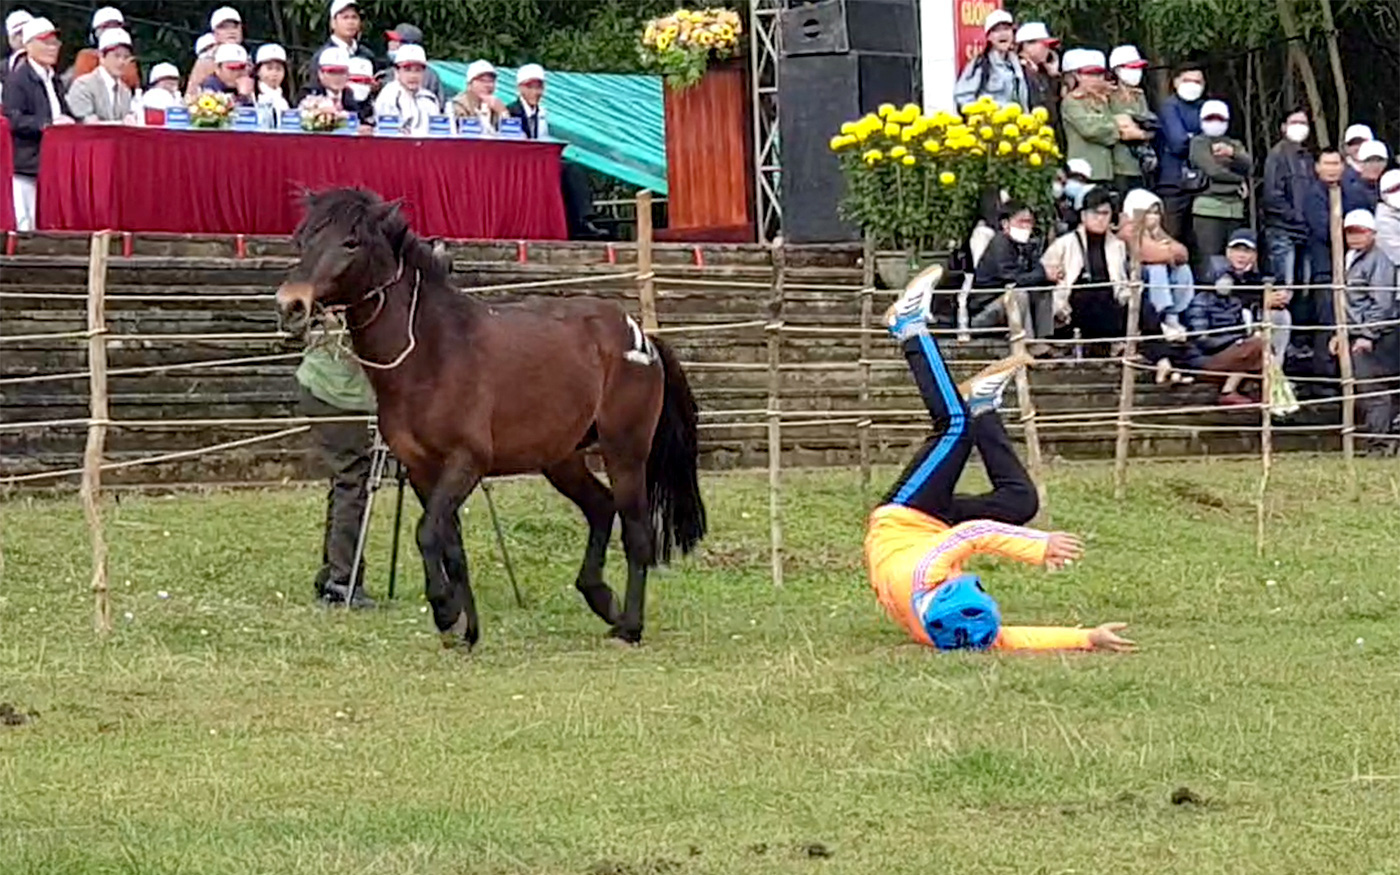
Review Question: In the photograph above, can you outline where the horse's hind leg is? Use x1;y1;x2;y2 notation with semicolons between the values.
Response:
544;453;619;625
414;459;482;649
600;453;653;645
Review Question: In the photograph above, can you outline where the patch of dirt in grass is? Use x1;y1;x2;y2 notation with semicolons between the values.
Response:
0;702;36;726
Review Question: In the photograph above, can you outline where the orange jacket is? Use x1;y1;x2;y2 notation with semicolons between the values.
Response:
70;50;141;91
864;504;1094;651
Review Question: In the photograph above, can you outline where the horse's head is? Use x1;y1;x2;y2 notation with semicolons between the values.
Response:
276;187;409;335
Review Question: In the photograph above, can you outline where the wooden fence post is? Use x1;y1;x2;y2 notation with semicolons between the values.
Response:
1003;287;1048;523
1257;280;1275;556
82;231;112;634
766;241;787;587
636;189;657;332
858;233;875;500
1113;212;1146;501
1329;183;1357;497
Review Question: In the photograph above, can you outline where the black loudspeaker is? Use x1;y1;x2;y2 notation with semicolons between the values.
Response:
778;7;917;243
780;0;919;57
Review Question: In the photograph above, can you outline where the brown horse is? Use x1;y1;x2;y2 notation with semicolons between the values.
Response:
275;189;706;648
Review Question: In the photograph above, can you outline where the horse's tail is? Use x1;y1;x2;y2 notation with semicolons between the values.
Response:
646;337;707;565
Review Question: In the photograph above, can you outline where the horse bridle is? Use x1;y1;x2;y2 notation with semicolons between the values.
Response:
321;259;422;371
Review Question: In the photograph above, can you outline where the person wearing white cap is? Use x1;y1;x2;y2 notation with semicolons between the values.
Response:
306;0;375;92
3;9;31;81
953;9;1027;109
254;44;291;114
300;45;369;122
1118;188;1194;343
1372;168;1400;268
142;62;181;112
1343;123;1374;171
452;60;508;132
1339;207;1398;448
66;27;135;123
506;64;549;139
1060;49;1122;186
62;5;140;95
1188;99;1251;277
200;43;255;105
1107;45;1155;195
3;17;73;231
1015;22;1059;127
372;44;439;134
347;56;375;104
182;9;241;100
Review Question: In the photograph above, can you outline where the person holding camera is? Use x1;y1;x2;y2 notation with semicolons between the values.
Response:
1108;45;1158;196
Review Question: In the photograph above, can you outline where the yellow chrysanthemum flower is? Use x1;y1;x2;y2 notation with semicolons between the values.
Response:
1032;106;1050;122
863;149;884;164
1029;153;1044;167
1003;103;1022;117
840;121;857;135
979;126;994;140
939;171;956;185
1001;123;1020;138
901;154;916;166
1017;141;1033;154
889;145;908;158
884;122;901;137
877;103;897;118
830;134;858;151
997;141;1013;155
923;139;941;154
1038;126;1055;139
1018;115;1039;133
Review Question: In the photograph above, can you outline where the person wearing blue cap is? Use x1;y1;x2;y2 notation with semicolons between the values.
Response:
864;267;1136;653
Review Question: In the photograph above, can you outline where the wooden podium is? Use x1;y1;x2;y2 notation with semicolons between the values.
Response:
659;57;755;243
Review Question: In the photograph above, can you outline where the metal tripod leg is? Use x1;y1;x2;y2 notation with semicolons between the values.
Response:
346;426;390;607
480;480;524;608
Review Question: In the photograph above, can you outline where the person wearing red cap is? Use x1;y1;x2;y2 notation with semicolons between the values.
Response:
299;45;368;122
382;23;443;104
4;17;73;231
1107;45;1155;196
1015;22;1060;128
62;6;139;94
306;0;376;93
1060;48;1124;188
372;44;439;134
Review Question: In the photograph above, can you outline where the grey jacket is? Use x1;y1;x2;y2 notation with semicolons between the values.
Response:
66;69;133;122
1342;246;1397;341
953;50;1027;108
1375;202;1400;269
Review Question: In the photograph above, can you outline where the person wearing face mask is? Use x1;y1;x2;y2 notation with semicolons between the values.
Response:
1042;187;1132;355
299;46;367;121
1344;140;1387;213
1107;45;1156;196
970;200;1054;350
1261;109;1315;295
1060;49;1129;190
953;10;1027;108
1016;22;1060;130
1189;100;1251;279
1372;170;1400;268
1329;211;1398;452
1183;231;1274;406
346;56;378;123
1155;61;1207;242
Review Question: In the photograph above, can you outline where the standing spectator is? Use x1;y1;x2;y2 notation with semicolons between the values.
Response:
200;44;254;105
1344;140;1386;212
62;7;139;93
1016;22;1059;129
1;9;31;96
1303;148;1349;290
372;44;438;134
1261;108;1314;292
1042;187;1131;352
1332;210;1397;451
254;44;290;113
142;62;181;112
4;17;73;232
953;10;1027;108
66;28;135;123
1107;45;1155;195
187;9;241;99
453;60;507;132
970;199;1054;350
300;46;367;120
383;23;443;104
307;0;375;91
1060;49;1123;189
1189;100;1251;278
1343;124;1373;172
1120;188;1194;339
1155;60;1207;242
1372;169;1400;268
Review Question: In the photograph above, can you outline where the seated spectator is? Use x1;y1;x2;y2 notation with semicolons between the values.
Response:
970;200;1053;349
307;0;374;91
372;44;438;134
63;7;139;93
1119;188;1194;339
1262;108;1314;293
142;62;181;111
254;44;290;113
201;44;254;105
1189;99;1251;278
1344;140;1386;212
507;63;549;138
1016;22;1059;130
1107;45;1155;195
383;23;444;103
1060;49;1122;189
1208;229;1292;367
299;46;367;121
453;60;507;132
1183;271;1265;406
187;7;241;99
1330;210;1397;451
1155;60;1207;242
348;56;375;105
66;27;135;123
953;10;1026;107
4;17;74;232
1042;187;1131;353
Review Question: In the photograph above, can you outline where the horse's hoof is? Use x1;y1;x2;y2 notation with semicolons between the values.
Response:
439;631;475;652
439;613;478;651
607;625;642;647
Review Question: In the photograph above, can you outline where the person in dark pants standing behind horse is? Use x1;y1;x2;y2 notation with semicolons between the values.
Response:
297;317;377;608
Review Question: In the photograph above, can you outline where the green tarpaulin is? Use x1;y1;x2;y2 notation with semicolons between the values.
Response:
431;62;667;194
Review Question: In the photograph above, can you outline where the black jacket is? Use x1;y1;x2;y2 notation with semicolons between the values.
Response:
3;60;71;177
303;38;377;93
974;232;1048;290
506;99;545;139
1184;286;1249;365
1261;140;1313;239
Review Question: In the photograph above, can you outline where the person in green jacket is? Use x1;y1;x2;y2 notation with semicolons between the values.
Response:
295;314;378;608
1060;47;1145;191
1189;99;1253;278
1107;44;1155;196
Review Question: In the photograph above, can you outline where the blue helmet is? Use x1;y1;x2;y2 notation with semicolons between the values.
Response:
915;574;1001;651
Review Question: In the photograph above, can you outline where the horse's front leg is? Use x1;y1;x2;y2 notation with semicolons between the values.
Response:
415;458;482;649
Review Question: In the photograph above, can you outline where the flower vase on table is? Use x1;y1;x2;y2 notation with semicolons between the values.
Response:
187;91;235;129
298;95;345;133
641;7;754;242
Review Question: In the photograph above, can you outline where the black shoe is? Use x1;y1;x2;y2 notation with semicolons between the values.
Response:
318;580;377;609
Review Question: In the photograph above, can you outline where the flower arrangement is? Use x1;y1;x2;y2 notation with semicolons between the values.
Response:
830;97;1060;254
187;91;235;129
298;95;345;133
639;7;743;90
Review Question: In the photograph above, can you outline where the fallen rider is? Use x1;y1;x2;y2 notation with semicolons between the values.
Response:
864;267;1136;653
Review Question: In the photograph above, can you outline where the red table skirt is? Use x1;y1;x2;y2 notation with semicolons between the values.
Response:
35;125;568;240
0;116;15;232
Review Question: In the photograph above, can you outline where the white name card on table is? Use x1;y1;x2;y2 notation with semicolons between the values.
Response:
339;113;359;135
376;115;401;136
498;117;525;139
279;110;302;132
457;117;484;137
232;106;259;131
427;115;452;137
164;107;190;129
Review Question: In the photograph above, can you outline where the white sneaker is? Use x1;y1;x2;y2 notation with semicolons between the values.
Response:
959;352;1033;416
1161;316;1187;343
883;264;942;341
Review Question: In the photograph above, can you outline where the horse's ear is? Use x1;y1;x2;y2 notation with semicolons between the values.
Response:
373;198;410;253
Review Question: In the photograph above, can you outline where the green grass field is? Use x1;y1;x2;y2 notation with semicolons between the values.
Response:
3;458;1400;874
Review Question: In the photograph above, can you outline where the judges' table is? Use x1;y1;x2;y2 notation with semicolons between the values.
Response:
0;117;15;232
36;125;568;239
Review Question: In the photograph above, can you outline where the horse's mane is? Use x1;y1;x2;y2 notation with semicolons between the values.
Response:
296;187;450;285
